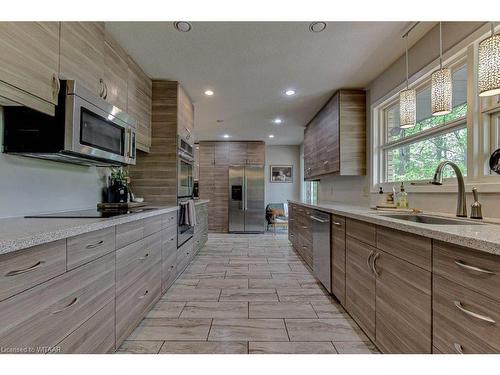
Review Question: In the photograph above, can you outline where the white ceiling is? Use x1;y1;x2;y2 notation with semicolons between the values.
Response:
106;22;435;145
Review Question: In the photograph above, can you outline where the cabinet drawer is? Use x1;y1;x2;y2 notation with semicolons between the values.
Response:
0;240;66;302
433;241;500;302
162;250;177;292
433;274;500;353
346;218;376;247
177;239;194;273
162;211;178;230
116;219;144;249
144;215;163;237
116;231;161;296
116;262;161;346
55;300;115;354
377;227;431;271
331;222;346;305
0;253;115;349
331;214;346;231
162;226;177;252
67;227;115;270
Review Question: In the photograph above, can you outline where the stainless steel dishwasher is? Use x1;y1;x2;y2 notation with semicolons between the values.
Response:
311;210;331;293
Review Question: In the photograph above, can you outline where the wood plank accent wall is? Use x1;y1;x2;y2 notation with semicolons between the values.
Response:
128;80;178;205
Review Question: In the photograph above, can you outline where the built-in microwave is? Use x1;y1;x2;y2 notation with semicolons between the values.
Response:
3;80;137;167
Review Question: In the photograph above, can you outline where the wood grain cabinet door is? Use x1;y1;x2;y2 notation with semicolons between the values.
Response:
374;250;432;353
103;31;128;110
0;22;60;107
246;142;265;164
345;236;376;341
127;56;152;152
177;84;194;145
59;22;105;95
229;142;248;165
331;215;346;305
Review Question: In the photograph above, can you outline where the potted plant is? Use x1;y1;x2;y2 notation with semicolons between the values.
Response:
108;167;129;203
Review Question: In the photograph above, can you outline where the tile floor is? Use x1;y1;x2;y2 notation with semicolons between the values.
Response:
117;233;379;354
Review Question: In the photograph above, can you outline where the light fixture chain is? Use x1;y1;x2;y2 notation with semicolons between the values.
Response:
439;22;443;69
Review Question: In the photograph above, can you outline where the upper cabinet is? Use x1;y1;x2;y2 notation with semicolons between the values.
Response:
304;89;366;180
0;22;60;115
246;142;266;164
177;85;194;145
59;22;105;96
228;141;265;165
127;57;152;152
103;31;128;110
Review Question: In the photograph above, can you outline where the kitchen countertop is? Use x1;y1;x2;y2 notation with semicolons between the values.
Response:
0;205;179;256
289;200;500;256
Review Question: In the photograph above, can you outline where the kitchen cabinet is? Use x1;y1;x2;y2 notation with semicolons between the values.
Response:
331;214;346;305
127;57;152;152
287;204;313;268
304;89;366;180
59;22;105;96
0;22;60;115
161;214;178;293
345;236;376;341
177;84;195;145
194;202;209;252
198;141;265;233
103;31;128;110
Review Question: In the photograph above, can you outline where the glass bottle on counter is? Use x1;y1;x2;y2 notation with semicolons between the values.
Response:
396;182;409;209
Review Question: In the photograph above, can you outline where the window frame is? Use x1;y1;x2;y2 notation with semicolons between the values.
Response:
371;29;500;194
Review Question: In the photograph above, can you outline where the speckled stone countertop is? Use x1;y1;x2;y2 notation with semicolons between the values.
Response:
288;200;500;256
0;206;178;256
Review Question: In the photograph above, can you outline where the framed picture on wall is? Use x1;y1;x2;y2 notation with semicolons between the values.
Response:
270;165;293;183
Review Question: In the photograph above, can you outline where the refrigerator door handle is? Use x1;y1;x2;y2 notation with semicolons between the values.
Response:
244;176;248;211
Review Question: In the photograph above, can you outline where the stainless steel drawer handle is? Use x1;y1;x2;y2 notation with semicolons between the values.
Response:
138;253;150;261
453;343;464;354
138;290;149;300
52;297;79;314
5;261;44;277
367;250;374;273
302;226;308;229
310;216;329;223
332;221;343;226
86;240;104;249
453;300;496;324
454;260;495;275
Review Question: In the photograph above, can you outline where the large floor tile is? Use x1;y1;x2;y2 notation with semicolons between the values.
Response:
311;302;347;318
277;288;333;302
205;264;249;272
249;302;317;318
248;264;293;272
334;341;380;354
180;302;248;318
225;270;272;279
116;340;163;354
285;318;369;342
220;288;278;302
180;271;226;279
146;302;186;318
197;278;248;289
127;318;212;341
249;279;301;289
209;319;289;341
160;341;248;354
172;279;200;288
271;272;316;280
249;341;337;354
162;288;221;302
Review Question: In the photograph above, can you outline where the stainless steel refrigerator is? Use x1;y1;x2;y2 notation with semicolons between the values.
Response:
229;165;265;233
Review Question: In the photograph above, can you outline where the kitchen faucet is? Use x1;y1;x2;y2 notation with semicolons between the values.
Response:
411;160;467;217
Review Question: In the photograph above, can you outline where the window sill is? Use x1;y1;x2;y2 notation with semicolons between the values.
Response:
373;180;500;194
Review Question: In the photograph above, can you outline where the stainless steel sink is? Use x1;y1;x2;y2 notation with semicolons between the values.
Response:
378;214;485;225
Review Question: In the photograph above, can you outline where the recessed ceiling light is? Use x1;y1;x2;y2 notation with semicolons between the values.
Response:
204;90;214;96
269;134;275;138
223;134;230;139
174;21;192;32
273;118;283;124
309;22;327;33
284;89;296;96
216;119;224;124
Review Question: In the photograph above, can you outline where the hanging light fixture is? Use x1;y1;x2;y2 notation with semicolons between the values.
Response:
478;23;500;97
400;33;416;128
431;22;453;116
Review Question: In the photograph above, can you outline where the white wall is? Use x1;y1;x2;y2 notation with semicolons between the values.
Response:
316;22;500;219
265;145;301;207
0;108;107;218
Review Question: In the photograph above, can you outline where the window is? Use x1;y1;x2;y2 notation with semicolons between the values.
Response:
303;181;318;204
381;64;468;183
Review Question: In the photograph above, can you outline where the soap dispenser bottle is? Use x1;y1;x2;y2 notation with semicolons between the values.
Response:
397;182;409;209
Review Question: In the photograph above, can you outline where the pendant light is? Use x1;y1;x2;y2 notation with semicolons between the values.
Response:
400;33;416;128
478;23;500;97
431;22;452;116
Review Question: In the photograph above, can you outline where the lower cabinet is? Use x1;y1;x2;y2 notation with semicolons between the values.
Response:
331;214;346;305
345;236;376;341
288;204;313;268
194;202;209;252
